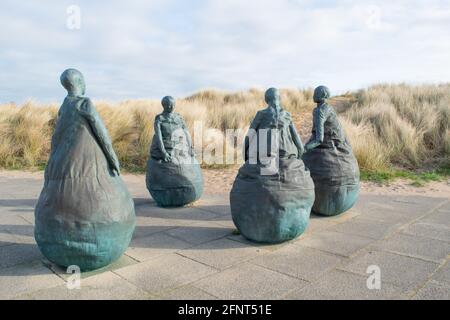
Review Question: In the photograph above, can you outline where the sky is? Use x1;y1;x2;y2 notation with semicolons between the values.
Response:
0;0;449;103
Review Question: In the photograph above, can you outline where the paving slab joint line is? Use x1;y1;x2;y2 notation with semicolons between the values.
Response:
123;253;141;263
168;232;232;247
174;251;223;271
297;242;372;260
361;199;450;248
406;258;449;299
247;259;319;284
194;206;226;217
398;199;450;232
110;269;157;299
175;249;281;277
334;255;443;296
379;248;447;264
247;247;347;283
18;214;34;226
154;284;221;300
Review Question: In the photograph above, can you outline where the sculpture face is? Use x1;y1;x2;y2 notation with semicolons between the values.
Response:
313;85;330;104
60;68;86;96
265;88;281;107
161;96;175;113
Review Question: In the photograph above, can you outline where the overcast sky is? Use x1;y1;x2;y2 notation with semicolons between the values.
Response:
1;0;449;103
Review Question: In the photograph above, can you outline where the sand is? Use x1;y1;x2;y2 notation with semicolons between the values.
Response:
1;169;449;198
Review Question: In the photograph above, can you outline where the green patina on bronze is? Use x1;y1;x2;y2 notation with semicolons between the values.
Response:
303;86;360;216
146;96;203;207
230;88;315;244
34;69;136;271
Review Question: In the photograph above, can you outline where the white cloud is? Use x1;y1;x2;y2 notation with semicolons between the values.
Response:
0;0;449;103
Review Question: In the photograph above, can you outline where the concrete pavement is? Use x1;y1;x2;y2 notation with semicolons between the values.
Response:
0;172;448;300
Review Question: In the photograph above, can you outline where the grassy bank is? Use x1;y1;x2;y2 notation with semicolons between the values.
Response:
360;167;450;186
1;84;449;185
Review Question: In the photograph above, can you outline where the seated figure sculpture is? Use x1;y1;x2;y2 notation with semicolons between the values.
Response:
146;96;203;207
230;88;315;243
303;86;360;216
34;69;136;271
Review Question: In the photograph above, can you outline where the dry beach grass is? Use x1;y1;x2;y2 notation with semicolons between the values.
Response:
0;84;449;180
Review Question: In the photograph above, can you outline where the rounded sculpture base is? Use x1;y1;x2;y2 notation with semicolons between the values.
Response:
35;219;135;271
146;158;203;208
312;183;360;216
230;159;315;244
149;187;202;208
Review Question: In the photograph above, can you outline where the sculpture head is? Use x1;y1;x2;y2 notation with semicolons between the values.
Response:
161;96;175;113
313;86;331;104
60;68;86;97
265;88;281;107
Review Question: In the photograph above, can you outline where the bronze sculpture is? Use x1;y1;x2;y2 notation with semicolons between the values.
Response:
34;69;136;271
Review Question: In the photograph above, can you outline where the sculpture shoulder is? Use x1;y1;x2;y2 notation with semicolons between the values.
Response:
256;108;273;121
173;113;185;122
280;109;292;121
154;113;164;123
155;113;185;126
258;108;271;116
252;109;266;122
314;103;333;118
77;97;95;115
258;107;291;120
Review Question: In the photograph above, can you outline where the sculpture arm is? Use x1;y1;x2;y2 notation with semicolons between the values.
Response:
154;117;171;162
305;106;328;152
79;98;121;175
289;122;305;157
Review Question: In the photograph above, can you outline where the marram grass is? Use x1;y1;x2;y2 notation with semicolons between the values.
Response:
1;84;449;184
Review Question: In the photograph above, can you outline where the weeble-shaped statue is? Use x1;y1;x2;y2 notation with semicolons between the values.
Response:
146;96;203;207
230;88;315;243
303;86;360;216
34;69;136;271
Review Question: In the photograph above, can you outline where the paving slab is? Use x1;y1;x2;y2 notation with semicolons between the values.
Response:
295;230;375;257
432;261;450;284
0;260;64;299
226;233;289;252
194;263;307;300
354;195;447;223
114;253;217;295
178;238;268;270
44;254;139;280
436;201;450;212
136;202;220;222
420;210;450;228
402;222;450;242
132;215;186;239
0;231;18;247
371;233;449;263
165;221;233;245
302;217;339;235
250;245;343;281
285;269;403;300
412;280;450;300
328;216;402;240
17;271;151;300
0;242;43;269
126;232;192;262
156;285;218;300
1;172;449;300
339;250;440;294
0;213;35;245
